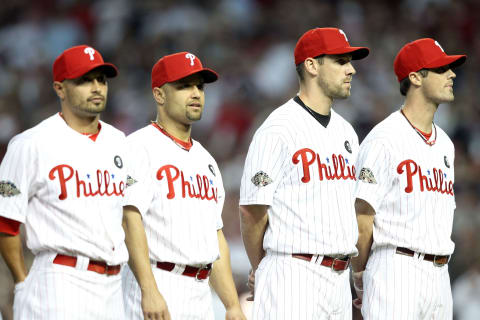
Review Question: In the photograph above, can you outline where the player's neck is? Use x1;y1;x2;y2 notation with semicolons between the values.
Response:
154;117;192;142
60;108;100;134
298;88;332;116
401;98;437;133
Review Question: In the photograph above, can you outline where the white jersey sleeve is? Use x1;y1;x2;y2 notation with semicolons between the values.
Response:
240;129;288;206
0;134;40;222
213;163;225;230
123;141;154;216
354;138;394;213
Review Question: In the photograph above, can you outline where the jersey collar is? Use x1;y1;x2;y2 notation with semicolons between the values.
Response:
293;96;331;128
58;112;102;142
151;122;193;151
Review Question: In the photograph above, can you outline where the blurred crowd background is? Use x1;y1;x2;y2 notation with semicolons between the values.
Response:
0;0;479;319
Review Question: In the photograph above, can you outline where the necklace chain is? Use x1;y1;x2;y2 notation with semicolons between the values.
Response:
400;109;436;146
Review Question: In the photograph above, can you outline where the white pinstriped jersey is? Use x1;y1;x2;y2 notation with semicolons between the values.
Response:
0;113;128;265
240;98;359;256
124;124;224;265
355;110;455;255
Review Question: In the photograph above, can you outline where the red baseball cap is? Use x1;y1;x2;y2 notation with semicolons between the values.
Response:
151;52;218;88
53;45;118;82
394;38;466;82
294;28;369;65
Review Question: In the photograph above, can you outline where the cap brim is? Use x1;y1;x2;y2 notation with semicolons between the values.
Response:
67;63;118;80
325;46;370;60
94;63;119;78
425;55;467;70
198;68;218;83
169;68;219;84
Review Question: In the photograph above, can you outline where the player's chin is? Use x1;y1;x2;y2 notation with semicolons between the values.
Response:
186;111;202;122
335;91;351;100
439;94;454;103
85;105;106;115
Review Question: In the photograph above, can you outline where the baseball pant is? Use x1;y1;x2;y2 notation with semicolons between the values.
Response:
13;251;125;320
362;246;452;320
252;252;352;320
122;263;214;319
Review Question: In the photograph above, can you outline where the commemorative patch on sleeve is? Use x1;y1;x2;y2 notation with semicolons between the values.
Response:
251;171;273;187
126;175;138;187
358;168;377;184
0;181;21;197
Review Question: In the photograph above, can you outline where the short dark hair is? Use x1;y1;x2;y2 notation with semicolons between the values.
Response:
399;69;429;96
296;55;324;81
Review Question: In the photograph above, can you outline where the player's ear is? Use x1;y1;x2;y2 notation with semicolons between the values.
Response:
303;57;319;77
153;87;166;106
53;81;65;100
408;71;423;87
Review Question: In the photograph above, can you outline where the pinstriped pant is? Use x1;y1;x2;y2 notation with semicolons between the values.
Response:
252;252;352;320
13;252;125;320
122;264;214;319
362;246;452;320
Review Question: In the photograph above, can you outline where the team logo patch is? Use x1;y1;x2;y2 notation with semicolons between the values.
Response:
444;156;450;168
114;156;123;169
251;171;273;187
126;175;137;187
344;141;352;153
208;164;216;176
358;168;377;184
0;181;21;197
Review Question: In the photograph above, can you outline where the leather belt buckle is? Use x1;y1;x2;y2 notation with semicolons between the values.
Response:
331;257;350;272
195;265;211;282
433;255;449;267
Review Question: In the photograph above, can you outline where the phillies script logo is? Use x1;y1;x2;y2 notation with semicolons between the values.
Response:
49;164;125;200
292;148;356;182
157;165;218;202
397;159;453;195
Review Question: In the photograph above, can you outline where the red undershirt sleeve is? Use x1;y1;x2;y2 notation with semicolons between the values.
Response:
0;216;21;236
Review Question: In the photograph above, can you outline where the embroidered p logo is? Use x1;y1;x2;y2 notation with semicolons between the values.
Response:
185;53;196;66
84;47;95;61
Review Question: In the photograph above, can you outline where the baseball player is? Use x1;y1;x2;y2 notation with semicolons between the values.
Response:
351;38;466;319
239;27;369;319
121;52;246;320
0;45;128;319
